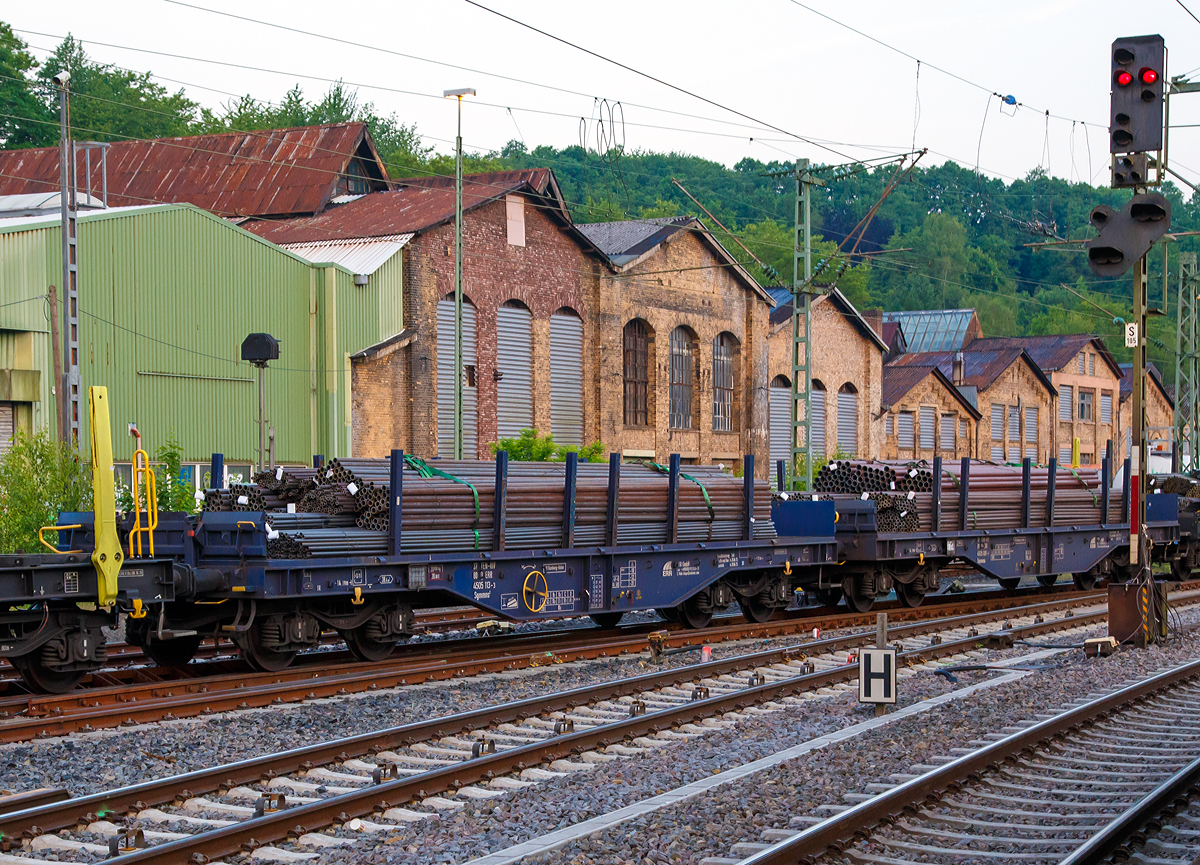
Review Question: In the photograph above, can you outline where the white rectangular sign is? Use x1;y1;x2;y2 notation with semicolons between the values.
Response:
1125;322;1139;348
858;648;898;704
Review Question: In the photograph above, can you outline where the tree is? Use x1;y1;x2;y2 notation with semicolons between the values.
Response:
490;429;604;462
0;23;54;148
0;431;92;554
36;36;198;141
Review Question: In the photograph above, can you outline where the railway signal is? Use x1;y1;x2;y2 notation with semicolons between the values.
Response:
1110;35;1165;155
1085;192;1171;277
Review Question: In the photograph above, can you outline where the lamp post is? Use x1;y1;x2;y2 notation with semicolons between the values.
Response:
443;88;475;459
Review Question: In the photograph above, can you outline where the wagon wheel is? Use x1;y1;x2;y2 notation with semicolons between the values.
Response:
841;577;874;613
1036;574;1059;588
739;596;775;623
677;593;713;629
142;634;202;668
10;651;86;694
997;578;1021;591
234;620;297;672
896;581;925;608
814;587;843;608
340;626;397;663
589;612;624;629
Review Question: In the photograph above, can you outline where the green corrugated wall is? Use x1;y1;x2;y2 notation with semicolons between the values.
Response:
0;204;397;464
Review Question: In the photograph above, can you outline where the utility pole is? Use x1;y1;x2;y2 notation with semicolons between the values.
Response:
444;88;475;460
56;72;79;446
1175;253;1198;472
791;160;827;491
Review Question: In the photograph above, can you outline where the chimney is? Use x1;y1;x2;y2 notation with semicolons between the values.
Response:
952;351;964;386
862;308;884;341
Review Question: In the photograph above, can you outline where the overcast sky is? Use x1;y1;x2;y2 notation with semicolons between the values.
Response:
11;0;1200;191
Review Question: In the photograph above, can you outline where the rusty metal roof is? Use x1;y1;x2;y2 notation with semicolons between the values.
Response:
881;364;981;418
966;335;1122;378
244;169;570;245
887;347;1057;396
0;123;386;218
1120;362;1173;407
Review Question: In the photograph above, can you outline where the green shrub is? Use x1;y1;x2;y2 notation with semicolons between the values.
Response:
0;429;93;553
490;428;605;462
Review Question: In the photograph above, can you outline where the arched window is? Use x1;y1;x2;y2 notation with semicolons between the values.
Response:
769;375;792;480
811;379;827;457
623;320;651;426
496;300;533;439
669;326;698;430
551;307;583;446
837;382;858;456
712;332;738;432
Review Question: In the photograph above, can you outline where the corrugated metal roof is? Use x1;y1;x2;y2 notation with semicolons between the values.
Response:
281;233;412;275
1120;362;1173;407
0;123;385;218
887;347;1056;395
0;204;168;234
967;335;1121;377
881;364;980;417
882;308;977;352
0;191;105;216
575;217;689;264
245;169;565;245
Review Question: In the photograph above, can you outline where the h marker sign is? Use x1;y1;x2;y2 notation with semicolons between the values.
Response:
858;648;897;705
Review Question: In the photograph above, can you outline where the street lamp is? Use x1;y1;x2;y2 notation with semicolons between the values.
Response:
444;87;475;459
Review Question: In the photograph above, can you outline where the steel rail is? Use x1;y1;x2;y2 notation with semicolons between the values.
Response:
738;657;1200;864
0;594;1109;843
3;602;1112;863
0;586;1112;742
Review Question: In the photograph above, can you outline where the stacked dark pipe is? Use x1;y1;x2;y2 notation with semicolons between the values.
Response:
813;459;1104;533
202;458;775;559
1153;474;1200;498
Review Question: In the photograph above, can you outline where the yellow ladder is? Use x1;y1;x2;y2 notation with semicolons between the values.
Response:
128;437;158;558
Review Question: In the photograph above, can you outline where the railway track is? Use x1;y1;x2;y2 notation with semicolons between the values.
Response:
709;657;1200;865
0;591;1165;865
0;585;1124;743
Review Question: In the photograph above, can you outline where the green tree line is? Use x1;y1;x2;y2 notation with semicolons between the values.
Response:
3;24;1196;381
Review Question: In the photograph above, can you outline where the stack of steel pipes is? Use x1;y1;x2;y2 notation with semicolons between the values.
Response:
814;459;1105;533
204;458;775;559
1152;474;1200;498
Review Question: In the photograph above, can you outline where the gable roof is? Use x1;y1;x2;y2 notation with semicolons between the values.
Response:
882;309;978;352
887;347;1057;396
768;288;888;351
0;123;388;219
1119;362;1175;408
881;364;981;418
244;169;580;247
966;334;1122;378
579;215;772;304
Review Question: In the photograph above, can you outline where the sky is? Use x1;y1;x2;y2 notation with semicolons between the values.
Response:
9;0;1200;191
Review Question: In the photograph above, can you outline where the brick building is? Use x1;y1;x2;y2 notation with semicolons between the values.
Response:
250;169;606;458
577;217;775;474
879;364;980;460
1119;362;1175;459
966;336;1123;466
765;289;887;468
886;349;1056;462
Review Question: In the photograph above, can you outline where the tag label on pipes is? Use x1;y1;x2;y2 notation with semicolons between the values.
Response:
1125;322;1138;348
347;482;359;495
237;495;249;505
276;466;284;480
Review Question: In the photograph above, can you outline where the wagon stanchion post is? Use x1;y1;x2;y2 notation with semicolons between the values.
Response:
493;451;508;553
1101;454;1111;526
667;454;681;545
562;451;577;549
1021;457;1032;529
211;453;224;490
388;449;402;558
931;456;942;530
958;458;970;532
313;455;324;470
776;459;785;495
1047;458;1058;526
743;454;755;542
1122;457;1132;524
605;453;620;548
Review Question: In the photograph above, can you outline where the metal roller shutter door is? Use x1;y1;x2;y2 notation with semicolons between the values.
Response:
919;406;935;449
836;391;857;456
550;314;583;446
990;404;1003;440
898;411;914;449
1025;407;1038;442
1059;386;1073;420
769;386;791;483
496;305;533;439
0;403;12;455
939;414;955;452
810;390;826;456
436;300;477;457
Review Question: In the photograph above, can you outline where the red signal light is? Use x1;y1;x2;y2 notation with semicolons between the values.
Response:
1140;67;1158;84
1116;70;1133;86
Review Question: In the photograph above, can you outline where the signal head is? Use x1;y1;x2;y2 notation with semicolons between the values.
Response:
1139;67;1157;84
1116;70;1133;86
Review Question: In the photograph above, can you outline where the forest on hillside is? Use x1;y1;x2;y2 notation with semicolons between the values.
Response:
3;25;1198;380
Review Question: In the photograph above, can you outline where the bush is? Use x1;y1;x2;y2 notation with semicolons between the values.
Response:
0;429;93;554
490;428;605;462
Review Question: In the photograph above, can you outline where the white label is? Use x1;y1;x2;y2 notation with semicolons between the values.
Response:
1125;322;1139;348
237;495;249;505
811;495;818;501
287;503;297;513
347;482;359;495
899;510;908;518
909;469;918;478
195;490;205;501
276;466;284;480
326;468;334;478
829;462;838;471
907;491;915;500
779;492;789;500
861;492;869;500
889;482;895;490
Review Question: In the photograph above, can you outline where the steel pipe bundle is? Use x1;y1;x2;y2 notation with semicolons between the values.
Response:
1153;474;1200;497
815;460;935;495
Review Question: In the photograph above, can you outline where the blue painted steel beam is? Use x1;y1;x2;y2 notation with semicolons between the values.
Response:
605;453;620;548
562;451;577;549
667;454;681;545
743;454;755;541
388;449;403;557
493;451;508;552
1047;458;1057;525
211;453;224;490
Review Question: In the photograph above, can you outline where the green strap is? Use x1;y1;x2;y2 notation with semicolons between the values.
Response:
639;460;716;535
1065;466;1100;507
404;455;481;550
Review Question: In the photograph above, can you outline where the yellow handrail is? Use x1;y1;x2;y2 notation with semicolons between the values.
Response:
37;524;83;554
128;446;158;558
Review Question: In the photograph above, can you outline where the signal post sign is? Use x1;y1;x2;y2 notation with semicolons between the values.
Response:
858;648;898;705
